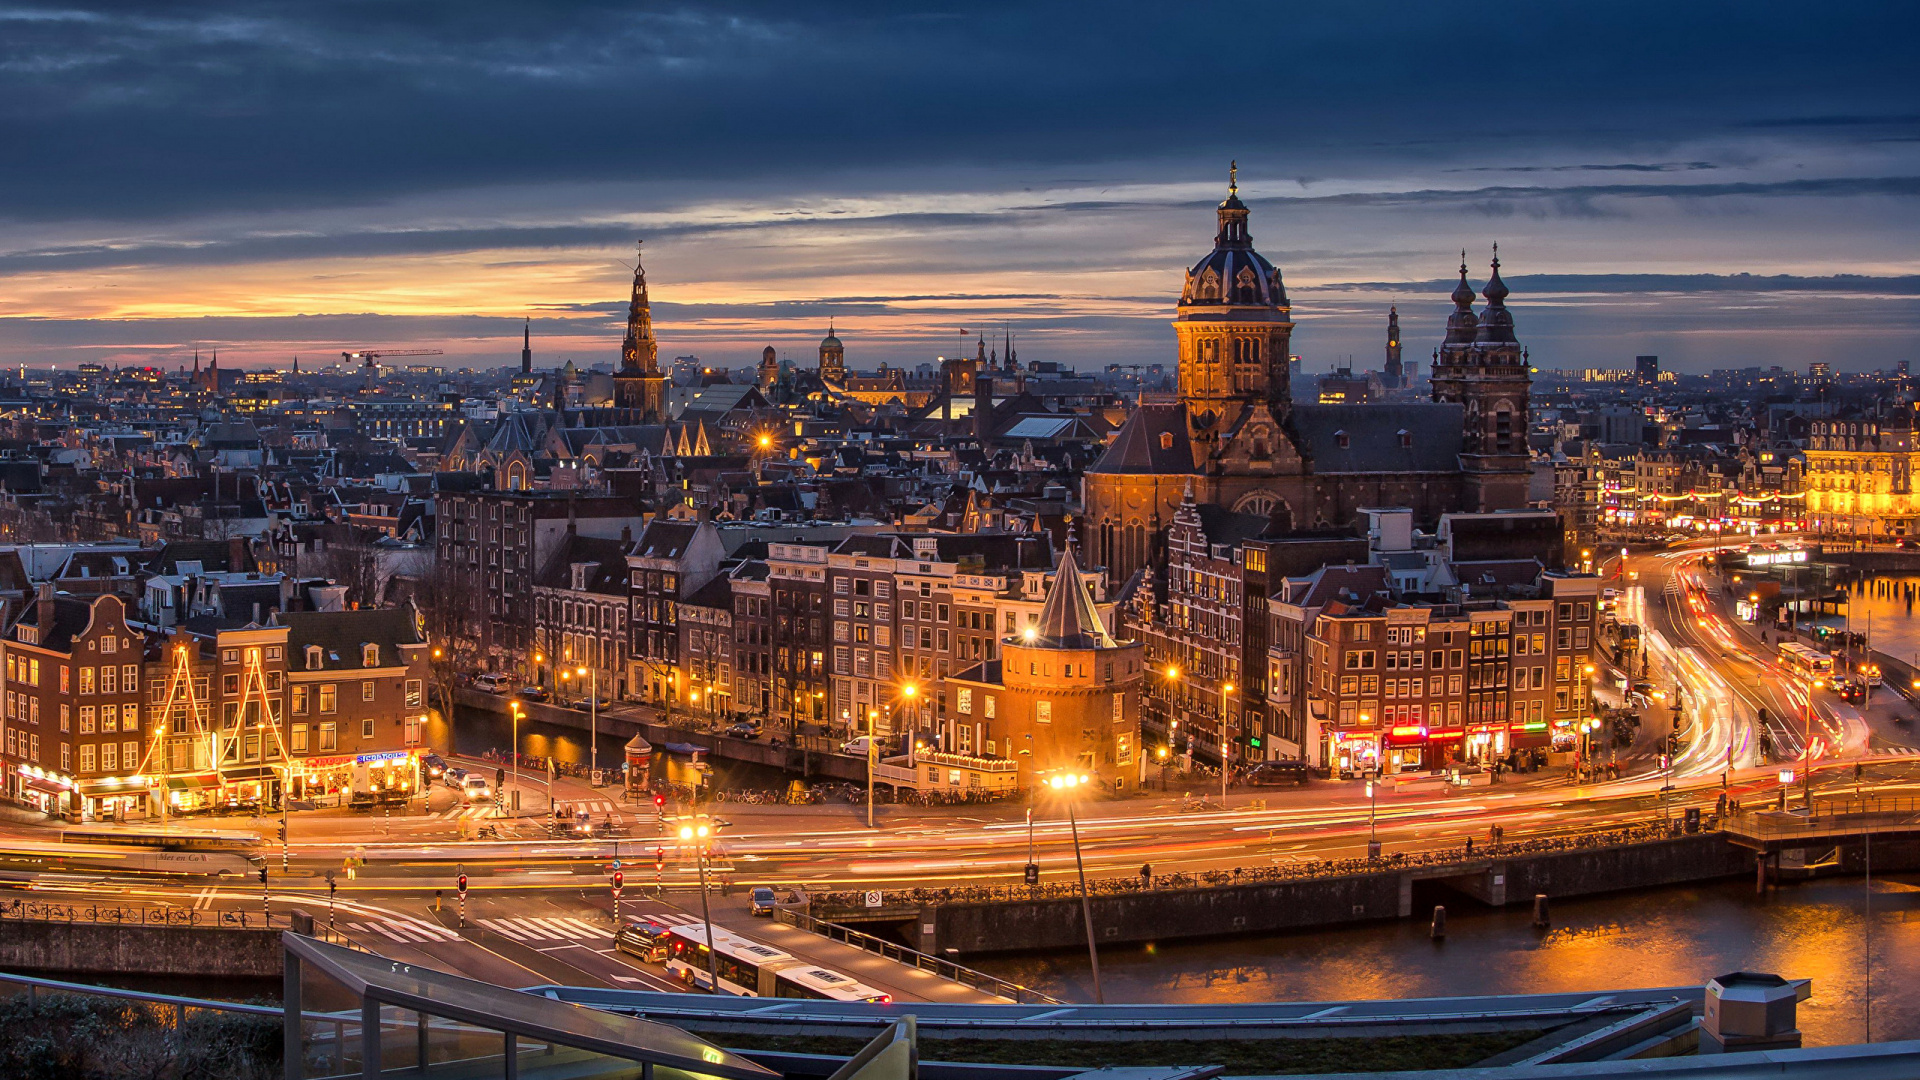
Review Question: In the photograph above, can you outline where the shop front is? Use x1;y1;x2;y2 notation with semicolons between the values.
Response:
16;767;76;819
1382;726;1430;774
1462;724;1511;765
1327;730;1381;777
158;772;222;815
78;776;150;822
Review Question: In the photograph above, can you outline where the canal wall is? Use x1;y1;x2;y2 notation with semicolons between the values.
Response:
454;688;871;783
0;920;283;977
905;834;1752;957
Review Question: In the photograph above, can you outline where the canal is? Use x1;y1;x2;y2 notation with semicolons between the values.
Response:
970;873;1920;1046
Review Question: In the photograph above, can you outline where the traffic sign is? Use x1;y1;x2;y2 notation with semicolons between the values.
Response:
863;890;883;908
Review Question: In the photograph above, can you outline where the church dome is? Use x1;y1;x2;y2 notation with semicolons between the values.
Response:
820;320;843;350
1180;165;1286;311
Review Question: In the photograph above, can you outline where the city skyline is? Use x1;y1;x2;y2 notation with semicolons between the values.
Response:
1;2;1917;372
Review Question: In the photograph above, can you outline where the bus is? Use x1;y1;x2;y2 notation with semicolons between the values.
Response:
0;840;259;877
1778;642;1836;684
59;826;262;854
659;923;890;1002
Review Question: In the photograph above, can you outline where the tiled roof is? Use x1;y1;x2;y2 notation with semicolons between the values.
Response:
1290;403;1465;473
278;608;423;671
1088;403;1197;475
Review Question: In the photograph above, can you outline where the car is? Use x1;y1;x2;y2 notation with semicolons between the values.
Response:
840;735;879;757
614;918;677;963
473;673;514;694
726;722;761;740
571;693;613;710
1901;539;1920;551
516;686;550;703
443;766;468;789
421;753;447;779
1244;760;1313;786
461;775;494;803
748;887;778;916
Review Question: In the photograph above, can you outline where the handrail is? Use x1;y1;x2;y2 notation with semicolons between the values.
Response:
0;897;295;930
0;968;336;1022
775;908;1062;1006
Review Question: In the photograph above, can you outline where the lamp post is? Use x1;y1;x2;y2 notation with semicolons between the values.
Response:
508;701;523;817
1046;770;1104;1004
1365;777;1380;860
578;665;598;784
677;820;721;993
1803;679;1823;812
1220;681;1235;806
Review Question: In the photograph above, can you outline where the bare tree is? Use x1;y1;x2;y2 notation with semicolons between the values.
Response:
322;536;385;609
410;554;479;715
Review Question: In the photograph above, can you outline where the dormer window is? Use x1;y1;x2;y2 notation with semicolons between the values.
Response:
1398;429;1413;449
1159;432;1176;451
363;644;379;668
306;646;323;671
1335;430;1350;449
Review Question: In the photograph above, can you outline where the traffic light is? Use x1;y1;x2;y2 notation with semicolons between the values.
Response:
277;824;287;843
495;767;506;788
259;867;267;887
612;870;624;891
1023;863;1039;886
456;873;468;897
653;793;666;811
653;847;665;872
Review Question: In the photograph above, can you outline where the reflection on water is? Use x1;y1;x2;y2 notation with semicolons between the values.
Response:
1844;575;1920;673
972;876;1920;1046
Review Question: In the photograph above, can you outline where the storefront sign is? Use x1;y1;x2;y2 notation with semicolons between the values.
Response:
356;751;411;765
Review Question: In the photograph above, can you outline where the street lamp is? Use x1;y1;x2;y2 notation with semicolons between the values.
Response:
1045;771;1104;1004
1220;681;1236;806
676;821;721;993
578;665;598;785
1803;679;1823;811
508;701;523;817
1365;777;1380;859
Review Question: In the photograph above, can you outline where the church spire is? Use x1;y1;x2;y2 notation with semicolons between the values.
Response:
620;240;658;375
1215;160;1251;248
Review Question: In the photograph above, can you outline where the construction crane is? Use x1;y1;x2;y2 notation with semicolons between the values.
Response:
341;348;444;367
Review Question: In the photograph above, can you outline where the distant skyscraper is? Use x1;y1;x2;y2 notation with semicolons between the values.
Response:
1810;362;1832;379
1635;355;1659;385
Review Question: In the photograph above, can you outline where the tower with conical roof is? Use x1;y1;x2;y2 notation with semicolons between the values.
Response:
758;346;779;391
1429;246;1532;510
520;317;533;375
818;321;845;385
613;241;668;422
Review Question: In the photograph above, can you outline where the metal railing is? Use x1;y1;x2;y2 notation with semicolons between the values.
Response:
813;819;1698;909
0;897;295;930
776;907;1062;1005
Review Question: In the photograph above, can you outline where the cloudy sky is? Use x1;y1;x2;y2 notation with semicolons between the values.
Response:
2;1;1917;375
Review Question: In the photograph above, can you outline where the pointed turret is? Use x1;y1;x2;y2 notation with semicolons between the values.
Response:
620;241;658;375
521;317;533;375
1031;539;1116;650
1443;252;1479;348
1474;244;1517;344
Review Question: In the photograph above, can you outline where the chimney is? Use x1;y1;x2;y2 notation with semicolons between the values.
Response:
36;581;53;608
229;535;247;572
620;525;632;545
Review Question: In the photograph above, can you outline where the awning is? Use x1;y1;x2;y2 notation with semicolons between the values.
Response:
165;774;219;792
218;766;279;783
77;779;148;798
23;777;69;797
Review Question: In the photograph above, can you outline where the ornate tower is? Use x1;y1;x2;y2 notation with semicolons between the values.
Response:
1384;306;1402;389
818;322;845;385
1173;163;1294;443
613;241;668;422
758;346;779;390
1429;247;1532;511
520;317;532;375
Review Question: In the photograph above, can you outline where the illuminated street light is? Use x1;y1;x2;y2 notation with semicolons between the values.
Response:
677;821;721;992
1042;770;1104;1003
1022;626;1037;642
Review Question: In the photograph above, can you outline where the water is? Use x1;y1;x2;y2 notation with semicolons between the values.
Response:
450;706;797;791
972;875;1920;1045
1843;575;1920;672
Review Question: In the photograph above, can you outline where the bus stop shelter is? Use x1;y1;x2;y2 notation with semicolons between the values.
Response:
282;933;779;1080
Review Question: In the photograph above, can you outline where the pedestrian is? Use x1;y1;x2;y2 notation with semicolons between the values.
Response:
1140;863;1152;888
1465;836;1474;855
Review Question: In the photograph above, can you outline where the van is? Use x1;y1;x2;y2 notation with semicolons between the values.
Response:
461;775;494;803
614;918;676;963
474;673;514;694
840;736;879;757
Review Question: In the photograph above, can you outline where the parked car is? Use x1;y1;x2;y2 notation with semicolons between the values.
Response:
749;887;778;916
1244;760;1312;787
461;775;494;803
443;766;468;789
473;673;514;694
726;722;761;740
840;735;879;757
517;686;550;703
571;693;612;710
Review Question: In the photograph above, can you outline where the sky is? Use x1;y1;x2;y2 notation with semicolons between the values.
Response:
2;1;1918;376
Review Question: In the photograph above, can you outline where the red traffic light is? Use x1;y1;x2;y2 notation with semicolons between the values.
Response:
653;793;665;809
653;847;665;871
456;873;468;893
613;870;624;889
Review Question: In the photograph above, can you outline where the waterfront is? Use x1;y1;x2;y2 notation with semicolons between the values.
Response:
972;874;1920;1046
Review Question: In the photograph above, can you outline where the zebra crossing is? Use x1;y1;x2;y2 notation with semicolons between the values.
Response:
436;803;499;821
555;800;621;816
348;917;462;944
478;916;613;944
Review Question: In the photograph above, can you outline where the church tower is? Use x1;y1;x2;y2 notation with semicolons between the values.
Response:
613;241;668;422
520;317;533;375
1429;248;1532;511
818;322;845;385
758;346;779;390
1173;163;1294;442
1384;306;1402;389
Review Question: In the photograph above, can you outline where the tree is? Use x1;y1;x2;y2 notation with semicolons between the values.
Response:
321;536;385;609
410;554;480;717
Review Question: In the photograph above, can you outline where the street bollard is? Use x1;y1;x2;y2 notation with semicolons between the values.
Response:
1431;905;1446;939
1533;893;1550;928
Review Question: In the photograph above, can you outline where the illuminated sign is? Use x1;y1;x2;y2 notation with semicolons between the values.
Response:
356;750;411;765
1746;549;1808;567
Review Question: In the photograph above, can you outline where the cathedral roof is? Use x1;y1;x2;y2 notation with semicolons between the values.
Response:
1474;248;1518;345
1087;403;1197;475
1180;168;1287;311
1290;403;1466;473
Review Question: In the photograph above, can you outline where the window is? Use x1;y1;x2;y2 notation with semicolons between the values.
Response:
101;705;116;733
222;674;240;696
362;718;375;739
292;724;308;753
1035;700;1051;724
80;706;95;734
28;659;38;687
319;685;337;714
121;705;136;730
59;704;68;732
266;646;281;661
362;681;375;702
306;646;324;670
123;740;137;769
79;667;95;695
318;722;337;751
59;666;68;694
101;743;117;772
363;644;380;667
405;680;422;708
957;688;972;714
291;686;308;715
80;744;95;774
102;636;117;655
121;664;136;692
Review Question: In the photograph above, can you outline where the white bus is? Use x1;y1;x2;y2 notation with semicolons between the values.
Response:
1778;642;1836;684
661;924;890;1002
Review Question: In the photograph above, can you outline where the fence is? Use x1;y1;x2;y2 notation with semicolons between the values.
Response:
0;897;297;930
775;908;1060;1005
813;819;1696;910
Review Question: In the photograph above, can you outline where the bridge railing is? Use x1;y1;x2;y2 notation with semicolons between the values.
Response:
813;819;1696;910
0;897;296;930
775;907;1062;1005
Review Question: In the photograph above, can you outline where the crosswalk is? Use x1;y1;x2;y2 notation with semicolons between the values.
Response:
436;804;498;821
479;916;613;944
558;800;621;816
348;917;462;944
